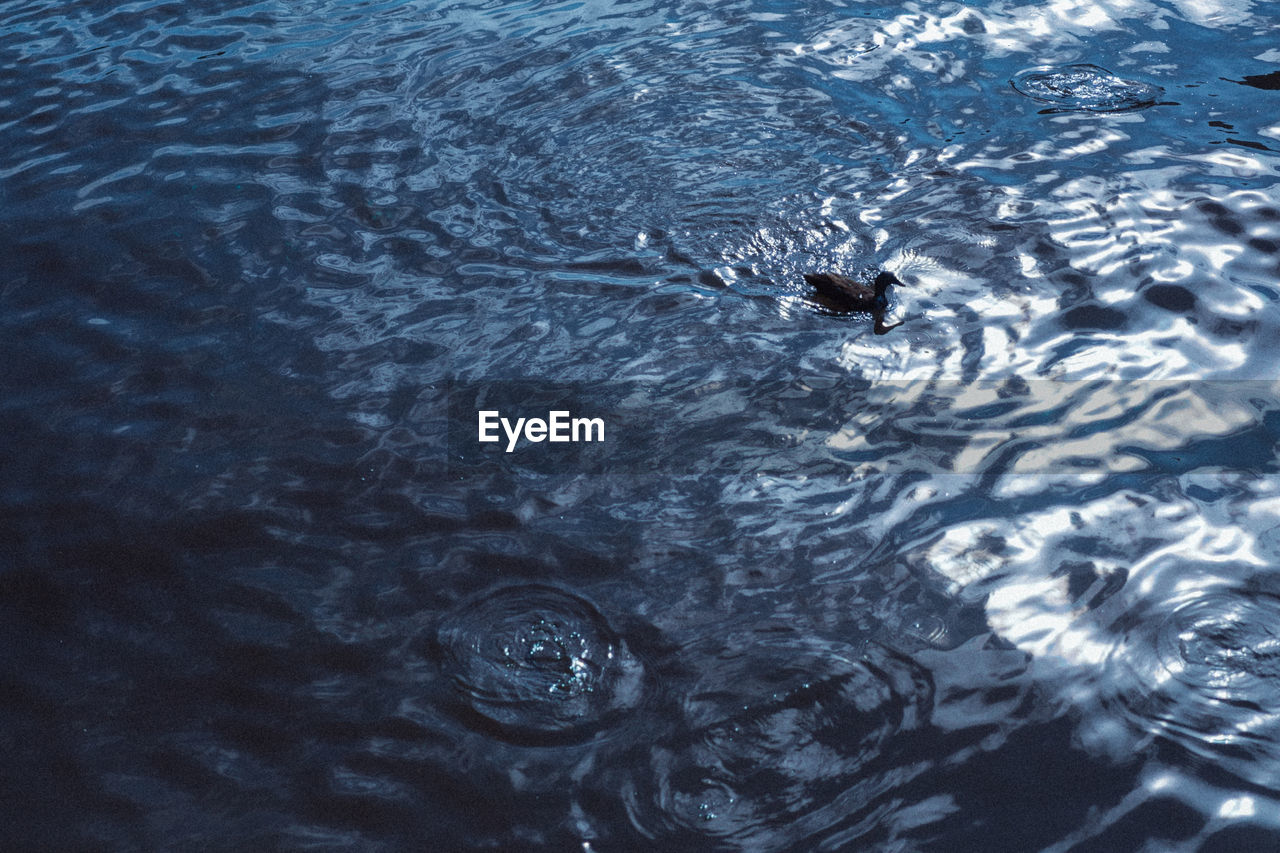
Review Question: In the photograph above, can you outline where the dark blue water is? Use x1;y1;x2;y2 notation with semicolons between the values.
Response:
5;0;1280;849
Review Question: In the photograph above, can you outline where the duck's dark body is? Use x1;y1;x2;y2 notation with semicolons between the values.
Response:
803;270;902;334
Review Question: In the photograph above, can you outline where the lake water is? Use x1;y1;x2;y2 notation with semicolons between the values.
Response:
5;0;1280;849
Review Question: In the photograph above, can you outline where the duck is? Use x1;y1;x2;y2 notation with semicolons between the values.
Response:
803;270;903;334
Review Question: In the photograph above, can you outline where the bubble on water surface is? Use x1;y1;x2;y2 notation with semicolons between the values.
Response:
1011;64;1164;112
436;584;645;744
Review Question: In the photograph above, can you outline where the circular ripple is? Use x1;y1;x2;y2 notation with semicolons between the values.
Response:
621;641;932;849
1010;64;1163;112
436;584;645;744
1158;594;1280;695
1104;588;1280;779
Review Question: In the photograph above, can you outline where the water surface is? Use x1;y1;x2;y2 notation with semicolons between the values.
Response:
5;0;1280;848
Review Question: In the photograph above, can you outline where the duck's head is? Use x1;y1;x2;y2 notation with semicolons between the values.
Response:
873;271;903;297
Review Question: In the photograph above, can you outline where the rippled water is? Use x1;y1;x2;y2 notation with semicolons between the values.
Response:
6;0;1280;848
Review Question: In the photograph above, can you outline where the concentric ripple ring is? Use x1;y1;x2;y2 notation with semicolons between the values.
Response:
436;584;645;744
619;640;932;849
1104;587;1280;782
1011;64;1163;112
